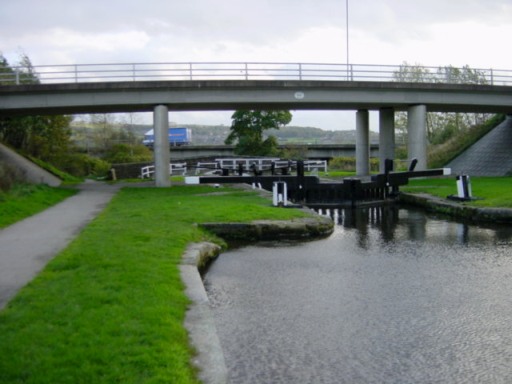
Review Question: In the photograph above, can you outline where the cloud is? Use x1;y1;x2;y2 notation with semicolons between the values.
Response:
3;0;511;66
2;0;511;130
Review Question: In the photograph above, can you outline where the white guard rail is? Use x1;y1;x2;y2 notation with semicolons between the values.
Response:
141;163;187;178
192;158;327;174
2;62;512;86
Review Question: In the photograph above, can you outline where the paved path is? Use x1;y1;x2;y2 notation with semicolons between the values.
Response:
0;180;122;310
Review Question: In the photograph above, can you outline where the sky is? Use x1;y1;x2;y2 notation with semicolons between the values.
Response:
2;0;511;130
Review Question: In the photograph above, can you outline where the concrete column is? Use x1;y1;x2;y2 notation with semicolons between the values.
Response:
153;105;171;187
356;109;370;176
407;104;427;171
379;108;395;173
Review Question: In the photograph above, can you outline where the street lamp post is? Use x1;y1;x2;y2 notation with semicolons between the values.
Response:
346;0;350;79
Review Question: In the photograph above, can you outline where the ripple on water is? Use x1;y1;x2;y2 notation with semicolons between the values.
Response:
205;207;512;383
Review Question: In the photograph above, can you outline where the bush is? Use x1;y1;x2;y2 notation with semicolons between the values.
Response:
279;145;308;160
329;157;379;172
51;153;111;178
103;144;153;164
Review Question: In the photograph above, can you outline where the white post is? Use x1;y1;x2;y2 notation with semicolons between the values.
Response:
154;105;171;187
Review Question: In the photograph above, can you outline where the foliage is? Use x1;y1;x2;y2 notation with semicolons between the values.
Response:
75;114;141;153
279;145;309;160
103;143;153;164
51;153;111;178
427;114;505;168
393;62;492;144
0;53;74;164
225;110;292;155
0;186;307;383
0;184;76;229
26;156;82;182
393;62;434;83
329;156;379;172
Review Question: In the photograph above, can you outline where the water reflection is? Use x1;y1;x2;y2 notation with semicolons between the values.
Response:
315;205;512;247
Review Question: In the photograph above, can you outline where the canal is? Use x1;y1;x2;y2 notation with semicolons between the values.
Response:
204;206;512;383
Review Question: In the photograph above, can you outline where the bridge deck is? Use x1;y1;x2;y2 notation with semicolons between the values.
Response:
2;80;512;116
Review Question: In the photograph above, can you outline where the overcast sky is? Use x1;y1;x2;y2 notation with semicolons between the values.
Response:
2;0;511;130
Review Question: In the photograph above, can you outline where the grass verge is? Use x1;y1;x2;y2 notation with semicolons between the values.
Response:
0;184;77;229
402;176;512;208
0;185;307;384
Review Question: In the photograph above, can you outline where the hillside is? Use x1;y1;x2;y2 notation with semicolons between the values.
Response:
70;122;379;147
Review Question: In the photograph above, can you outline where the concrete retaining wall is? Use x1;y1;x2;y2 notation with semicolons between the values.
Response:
0;142;61;186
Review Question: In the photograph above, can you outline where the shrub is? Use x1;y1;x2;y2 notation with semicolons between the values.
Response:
103;144;153;164
329;157;379;172
279;145;308;160
51;153;111;178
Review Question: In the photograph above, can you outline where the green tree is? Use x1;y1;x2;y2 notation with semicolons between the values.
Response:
225;110;292;156
393;62;492;144
0;53;73;160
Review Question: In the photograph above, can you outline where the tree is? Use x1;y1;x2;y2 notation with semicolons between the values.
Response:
0;53;73;160
225;110;292;156
393;62;492;144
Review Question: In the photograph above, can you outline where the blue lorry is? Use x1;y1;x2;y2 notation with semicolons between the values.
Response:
143;127;192;147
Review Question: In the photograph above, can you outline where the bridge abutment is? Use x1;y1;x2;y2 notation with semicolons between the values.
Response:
379;108;395;173
356;109;370;176
154;105;171;187
407;104;427;171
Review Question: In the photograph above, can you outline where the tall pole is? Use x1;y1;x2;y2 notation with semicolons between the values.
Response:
346;0;350;79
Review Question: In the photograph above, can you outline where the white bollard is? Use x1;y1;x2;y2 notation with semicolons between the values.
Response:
456;175;472;199
273;182;288;207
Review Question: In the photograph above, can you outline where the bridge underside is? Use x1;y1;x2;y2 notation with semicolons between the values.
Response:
2;80;511;185
2;80;512;116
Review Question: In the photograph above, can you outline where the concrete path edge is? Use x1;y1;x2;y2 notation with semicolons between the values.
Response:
180;242;228;384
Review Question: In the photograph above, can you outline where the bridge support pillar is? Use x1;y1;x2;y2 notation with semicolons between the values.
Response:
379;108;395;173
356;109;370;176
154;105;171;187
407;104;427;171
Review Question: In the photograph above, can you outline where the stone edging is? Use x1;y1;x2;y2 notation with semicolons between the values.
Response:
399;192;512;224
180;242;228;384
198;216;334;242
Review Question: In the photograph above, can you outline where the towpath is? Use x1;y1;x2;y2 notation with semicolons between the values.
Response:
0;180;121;310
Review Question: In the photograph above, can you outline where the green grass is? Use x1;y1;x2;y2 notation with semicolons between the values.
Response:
321;170;353;178
27;156;83;183
0;185;307;384
402;176;512;208
0;184;77;229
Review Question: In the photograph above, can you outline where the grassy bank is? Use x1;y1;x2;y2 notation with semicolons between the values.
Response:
0;184;77;229
402;176;512;208
0;186;307;384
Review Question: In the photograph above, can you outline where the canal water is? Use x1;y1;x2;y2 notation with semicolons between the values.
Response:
204;206;512;383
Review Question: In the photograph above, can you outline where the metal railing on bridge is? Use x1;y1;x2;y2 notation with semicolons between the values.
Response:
2;62;512;86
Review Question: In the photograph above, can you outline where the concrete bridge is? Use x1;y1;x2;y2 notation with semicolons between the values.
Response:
1;62;512;186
